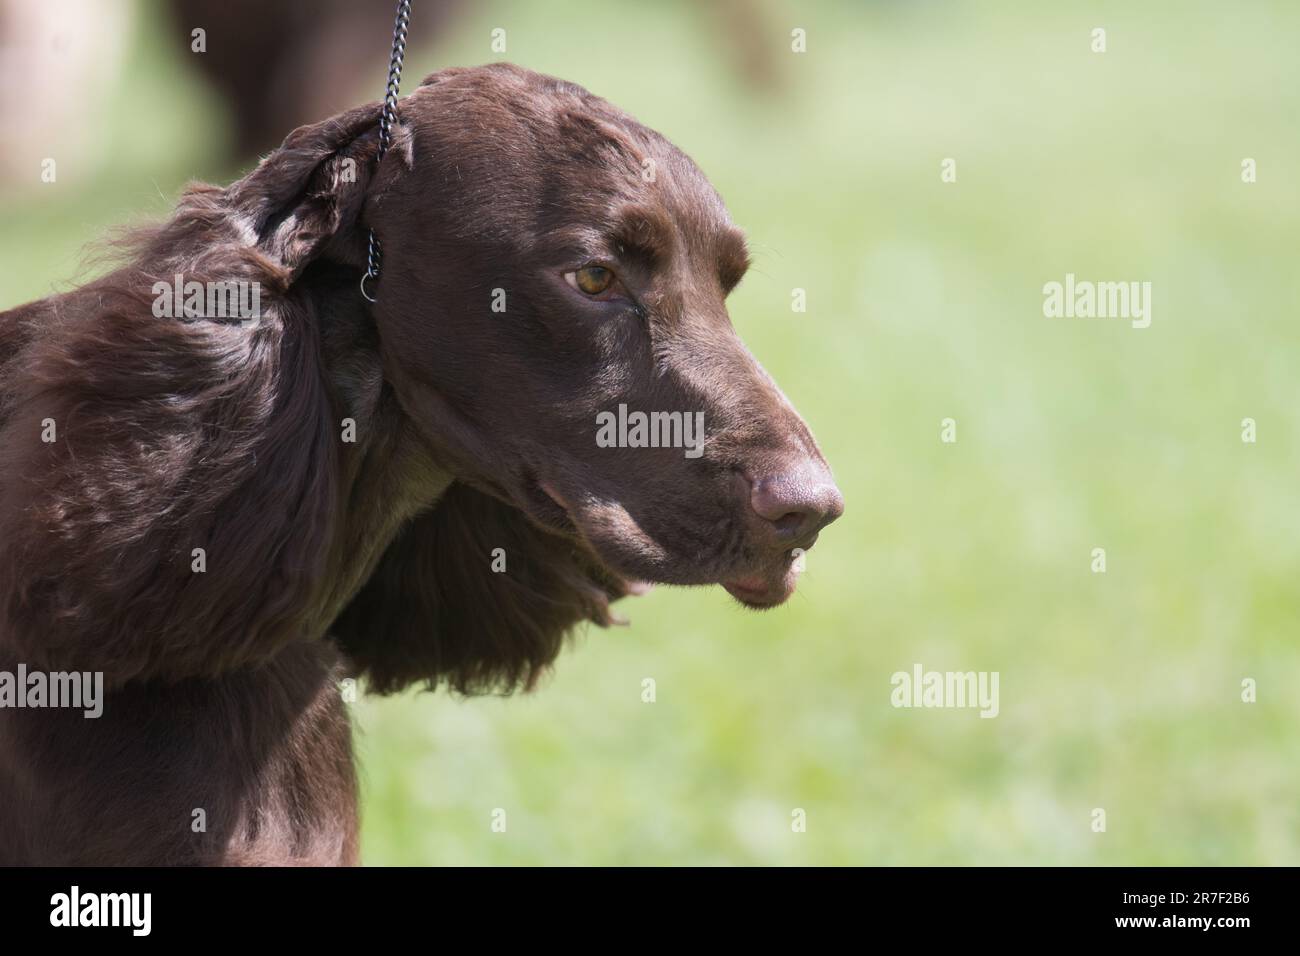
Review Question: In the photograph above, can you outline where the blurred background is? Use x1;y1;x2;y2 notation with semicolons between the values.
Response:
2;0;1298;865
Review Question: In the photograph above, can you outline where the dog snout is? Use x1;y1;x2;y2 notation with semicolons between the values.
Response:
747;459;844;544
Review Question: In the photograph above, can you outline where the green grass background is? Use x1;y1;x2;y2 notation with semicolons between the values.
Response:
2;0;1297;864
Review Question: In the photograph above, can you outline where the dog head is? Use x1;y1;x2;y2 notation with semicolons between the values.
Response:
366;64;843;608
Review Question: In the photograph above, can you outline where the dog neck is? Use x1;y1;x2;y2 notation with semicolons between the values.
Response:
301;261;454;634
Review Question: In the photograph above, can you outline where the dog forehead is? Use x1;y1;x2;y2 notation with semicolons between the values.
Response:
403;65;736;256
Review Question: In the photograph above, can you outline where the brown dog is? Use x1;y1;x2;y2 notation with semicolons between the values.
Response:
0;64;842;864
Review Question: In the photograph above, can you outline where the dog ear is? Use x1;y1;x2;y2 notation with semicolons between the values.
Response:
226;100;399;275
330;483;633;695
0;106;399;686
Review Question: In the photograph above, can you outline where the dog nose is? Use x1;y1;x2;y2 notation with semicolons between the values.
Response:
749;461;844;542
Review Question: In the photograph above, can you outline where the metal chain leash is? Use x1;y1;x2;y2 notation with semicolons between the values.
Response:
360;0;413;303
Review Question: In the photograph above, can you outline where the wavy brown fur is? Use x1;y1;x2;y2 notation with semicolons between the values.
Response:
0;74;631;864
0;64;840;864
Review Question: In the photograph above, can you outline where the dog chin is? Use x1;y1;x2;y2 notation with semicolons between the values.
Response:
721;564;799;609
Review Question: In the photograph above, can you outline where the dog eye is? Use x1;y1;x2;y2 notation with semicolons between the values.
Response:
565;265;615;296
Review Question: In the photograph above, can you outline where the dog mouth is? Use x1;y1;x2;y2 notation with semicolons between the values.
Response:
721;554;802;609
535;477;807;608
